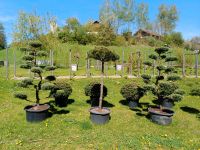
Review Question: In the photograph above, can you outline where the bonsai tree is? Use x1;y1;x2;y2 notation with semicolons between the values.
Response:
120;83;145;109
88;46;119;109
53;80;72;107
85;81;108;106
141;46;184;108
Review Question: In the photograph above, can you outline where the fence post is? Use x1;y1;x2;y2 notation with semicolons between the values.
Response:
86;51;90;77
122;49;124;77
69;49;72;79
130;51;133;76
195;50;199;78
14;49;16;78
6;47;9;80
182;49;185;77
143;52;146;74
137;51;141;77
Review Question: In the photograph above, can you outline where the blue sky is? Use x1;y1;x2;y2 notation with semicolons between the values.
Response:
0;0;200;43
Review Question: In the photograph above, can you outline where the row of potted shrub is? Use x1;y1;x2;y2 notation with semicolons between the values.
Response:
14;41;187;126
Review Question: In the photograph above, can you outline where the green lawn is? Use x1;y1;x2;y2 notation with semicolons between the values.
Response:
0;77;199;150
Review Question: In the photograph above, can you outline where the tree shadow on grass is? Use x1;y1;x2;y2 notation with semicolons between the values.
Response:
180;106;200;114
180;106;200;120
45;99;75;118
119;99;129;106
86;99;115;107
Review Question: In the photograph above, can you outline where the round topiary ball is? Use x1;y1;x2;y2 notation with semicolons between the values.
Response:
31;67;43;74
54;80;72;96
120;83;145;101
14;92;27;100
84;82;108;98
41;82;56;90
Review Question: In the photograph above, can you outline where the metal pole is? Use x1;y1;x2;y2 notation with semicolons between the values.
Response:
86;52;90;77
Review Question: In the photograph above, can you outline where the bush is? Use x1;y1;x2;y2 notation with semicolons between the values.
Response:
157;82;178;98
31;67;43;74
174;89;185;95
143;61;152;66
190;88;200;96
54;80;72;96
113;36;126;46
166;94;183;102
22;78;33;85
85;82;107;98
167;75;181;81
14;92;27;100
149;54;157;60
20;64;32;69
41;82;56;90
54;90;68;107
22;55;34;61
17;78;33;88
45;66;56;71
120;84;145;101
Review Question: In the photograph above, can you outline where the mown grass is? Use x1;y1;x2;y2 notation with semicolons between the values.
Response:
0;77;199;150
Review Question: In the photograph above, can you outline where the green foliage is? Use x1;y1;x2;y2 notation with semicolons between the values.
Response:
0;23;6;50
14;92;27;100
54;80;72;96
96;24;116;46
113;36;126;46
141;74;151;84
45;66;56;71
157;4;179;34
166;94;183;102
41;82;56;90
165;56;178;62
143;61;152;66
174;89;185;95
29;41;42;48
143;85;156;93
31;67;43;74
84;82;107;98
88;46;119;62
17;78;33;88
167;75;181;81
165;67;175;73
20;64;32;69
156;65;166;71
163;32;184;47
22;55;34;61
155;47;169;55
157;82;178;98
190;88;200;96
36;51;48;57
120;83;145;101
149;54;157;60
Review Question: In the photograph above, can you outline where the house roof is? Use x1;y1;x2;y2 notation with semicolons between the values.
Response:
134;29;161;37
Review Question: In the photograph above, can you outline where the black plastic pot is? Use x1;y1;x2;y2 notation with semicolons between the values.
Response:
89;107;110;125
128;100;139;109
24;104;50;122
162;100;174;108
148;107;174;125
55;96;68;107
